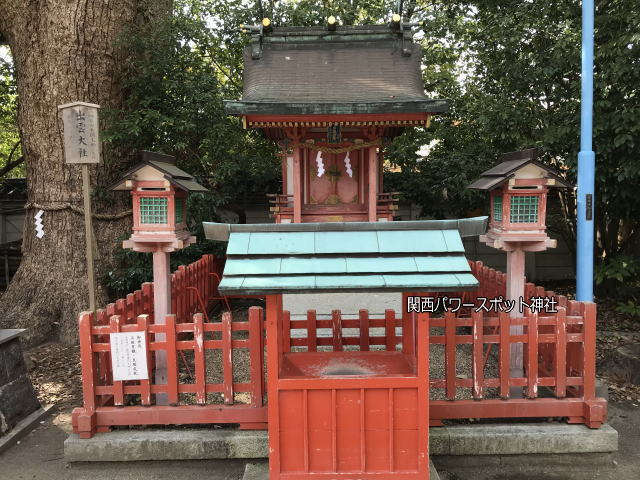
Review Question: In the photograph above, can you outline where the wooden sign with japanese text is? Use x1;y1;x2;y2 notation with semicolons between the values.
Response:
58;101;101;164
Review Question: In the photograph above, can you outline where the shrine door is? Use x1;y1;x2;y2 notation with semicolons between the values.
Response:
304;150;367;222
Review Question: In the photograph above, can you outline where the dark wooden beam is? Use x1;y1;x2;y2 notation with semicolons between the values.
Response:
224;100;449;116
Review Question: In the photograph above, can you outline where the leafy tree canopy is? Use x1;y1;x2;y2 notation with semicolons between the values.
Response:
0;47;23;178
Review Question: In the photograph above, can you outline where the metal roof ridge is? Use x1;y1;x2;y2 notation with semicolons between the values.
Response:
203;217;488;242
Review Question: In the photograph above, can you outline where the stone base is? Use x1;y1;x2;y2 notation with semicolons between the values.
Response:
64;423;618;463
0;330;41;435
64;430;268;462
0;405;55;455
241;460;441;479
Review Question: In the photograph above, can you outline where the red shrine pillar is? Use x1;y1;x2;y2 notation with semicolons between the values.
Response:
368;145;378;222
293;145;302;223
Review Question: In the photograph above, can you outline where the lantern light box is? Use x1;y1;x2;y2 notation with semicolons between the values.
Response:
468;148;572;249
110;151;207;250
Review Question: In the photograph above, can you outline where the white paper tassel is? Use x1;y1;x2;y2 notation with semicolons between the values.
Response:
344;152;353;178
34;209;45;238
316;151;325;177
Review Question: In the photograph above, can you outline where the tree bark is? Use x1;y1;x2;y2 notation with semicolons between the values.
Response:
0;1;169;345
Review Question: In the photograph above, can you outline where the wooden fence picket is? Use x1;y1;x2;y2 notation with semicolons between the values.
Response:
307;310;317;352
555;307;567;398
249;307;264;407
359;309;369;351
472;309;484;399
193;313;206;405
499;311;510;399
332;310;343;352
385;309;396;351
527;311;539;399
109;315;125;406
165;314;179;405
445;311;456;400
222;311;234;405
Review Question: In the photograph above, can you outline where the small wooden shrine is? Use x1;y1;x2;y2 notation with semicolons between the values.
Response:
225;22;448;223
205;217;487;480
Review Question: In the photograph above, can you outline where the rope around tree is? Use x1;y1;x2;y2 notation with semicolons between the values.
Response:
24;202;132;220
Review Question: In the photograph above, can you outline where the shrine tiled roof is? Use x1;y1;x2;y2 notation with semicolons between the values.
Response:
110;151;208;192
204;218;487;295
225;25;449;116
468;149;573;191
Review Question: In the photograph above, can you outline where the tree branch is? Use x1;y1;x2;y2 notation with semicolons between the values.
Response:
0;140;23;177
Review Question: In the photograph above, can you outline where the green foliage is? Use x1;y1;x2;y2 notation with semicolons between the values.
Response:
615;300;640;319
595;254;640;313
103;246;154;297
0;47;23;178
103;1;281;212
595;255;639;285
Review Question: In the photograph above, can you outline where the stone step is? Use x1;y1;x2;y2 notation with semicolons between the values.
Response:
241;460;441;480
64;423;618;463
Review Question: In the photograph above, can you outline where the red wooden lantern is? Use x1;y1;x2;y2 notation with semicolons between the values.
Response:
111;151;208;403
468;148;572;397
110;151;207;249
469;148;573;249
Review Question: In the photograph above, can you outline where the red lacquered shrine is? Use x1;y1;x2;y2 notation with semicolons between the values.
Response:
205;217;486;480
225;23;448;223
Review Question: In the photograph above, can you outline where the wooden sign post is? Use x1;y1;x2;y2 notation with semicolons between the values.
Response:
58;101;100;313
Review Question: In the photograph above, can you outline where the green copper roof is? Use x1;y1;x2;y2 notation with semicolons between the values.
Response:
205;219;486;295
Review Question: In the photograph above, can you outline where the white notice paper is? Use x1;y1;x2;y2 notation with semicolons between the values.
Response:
109;331;149;381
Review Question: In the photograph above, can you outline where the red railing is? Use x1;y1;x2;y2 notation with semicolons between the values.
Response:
87;255;226;408
95;254;224;326
73;256;605;438
72;307;266;438
284;302;605;429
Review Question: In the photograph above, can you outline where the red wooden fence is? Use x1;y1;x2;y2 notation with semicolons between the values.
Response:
75;254;230;433
73;256;606;438
95;254;224;327
286;302;605;429
72;307;267;438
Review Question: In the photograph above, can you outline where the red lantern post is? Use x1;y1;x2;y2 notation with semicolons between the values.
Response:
110;151;207;403
469;148;573;397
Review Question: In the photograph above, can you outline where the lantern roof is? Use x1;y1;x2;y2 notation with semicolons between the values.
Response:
467;148;573;191
110;151;208;192
203;217;487;295
225;25;448;117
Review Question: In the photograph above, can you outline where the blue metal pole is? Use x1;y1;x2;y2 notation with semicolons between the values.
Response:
576;0;595;302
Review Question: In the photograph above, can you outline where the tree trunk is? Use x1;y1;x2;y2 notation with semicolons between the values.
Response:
0;1;169;345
